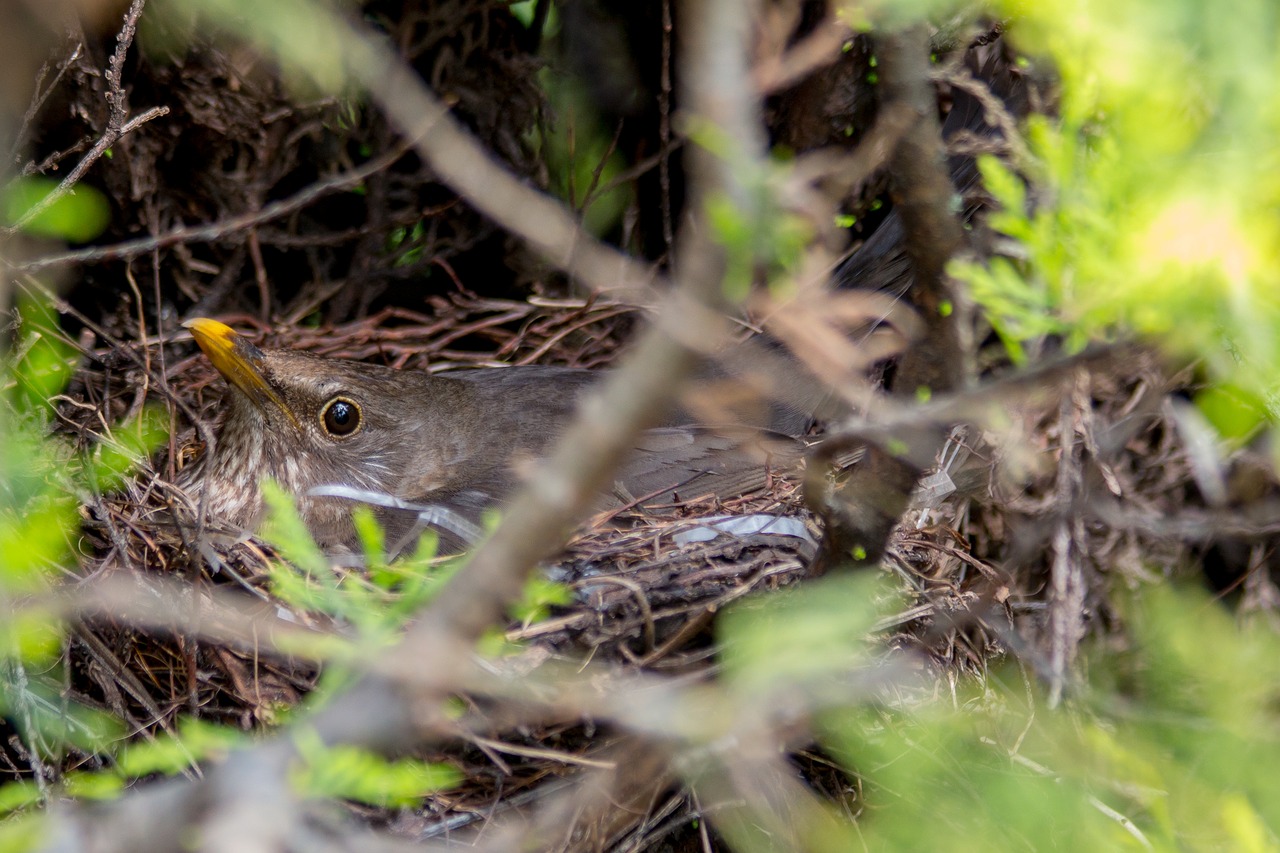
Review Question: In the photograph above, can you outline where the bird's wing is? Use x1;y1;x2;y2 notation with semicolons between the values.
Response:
612;426;806;506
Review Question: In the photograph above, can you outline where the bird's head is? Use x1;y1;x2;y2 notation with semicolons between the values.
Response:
182;318;447;546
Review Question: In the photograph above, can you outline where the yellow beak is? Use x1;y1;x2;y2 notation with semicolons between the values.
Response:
184;318;301;430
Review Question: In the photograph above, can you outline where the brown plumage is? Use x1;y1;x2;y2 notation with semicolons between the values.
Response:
175;57;1026;555
179;319;804;554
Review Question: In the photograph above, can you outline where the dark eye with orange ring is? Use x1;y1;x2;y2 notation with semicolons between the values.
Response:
321;397;362;437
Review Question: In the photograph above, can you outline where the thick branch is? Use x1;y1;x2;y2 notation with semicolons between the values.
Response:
809;25;971;569
877;24;970;395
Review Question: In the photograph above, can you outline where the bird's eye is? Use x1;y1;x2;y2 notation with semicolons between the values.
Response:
320;397;362;438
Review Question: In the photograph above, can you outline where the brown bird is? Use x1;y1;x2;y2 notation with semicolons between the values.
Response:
179;318;805;554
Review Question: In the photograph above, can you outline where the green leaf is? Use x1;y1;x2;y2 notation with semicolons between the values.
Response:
2;177;111;242
260;480;329;576
115;719;248;778
0;811;45;849
0;614;62;663
291;728;462;807
352;505;387;576
8;299;77;413
1195;383;1266;442
61;772;124;801
0;781;43;816
977;154;1026;217
510;576;573;627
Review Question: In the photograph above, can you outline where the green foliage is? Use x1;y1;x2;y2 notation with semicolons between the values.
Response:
508;0;537;27
291;728;461;807
720;573;890;698
510;575;573;628
0;302;166;819
60;772;124;801
113;718;249;778
0;466;480;819
0;308;166;592
823;702;1125;850
1102;586;1280;836
718;580;1280;849
0;814;44;852
260;480;331;577
386;219;428;268
705;188;813;302
260;481;458;642
157;0;354;97
508;0;558;39
0;711;253;821
0;462;487;817
2;177;110;242
7;299;77;415
261;481;572;651
1194;382;1269;442
946;0;1280;440
0;782;43;815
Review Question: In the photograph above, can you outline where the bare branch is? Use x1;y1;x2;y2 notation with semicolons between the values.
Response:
393;0;766;664
8;40;83;167
753;12;853;94
877;24;970;394
808;24;974;569
13;145;410;273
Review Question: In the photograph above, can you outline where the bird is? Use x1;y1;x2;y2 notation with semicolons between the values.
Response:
176;52;1024;557
178;318;806;555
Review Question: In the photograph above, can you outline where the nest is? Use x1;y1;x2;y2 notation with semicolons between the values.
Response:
38;281;1242;843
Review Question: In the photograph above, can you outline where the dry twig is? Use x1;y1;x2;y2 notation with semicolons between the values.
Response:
4;1;169;235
